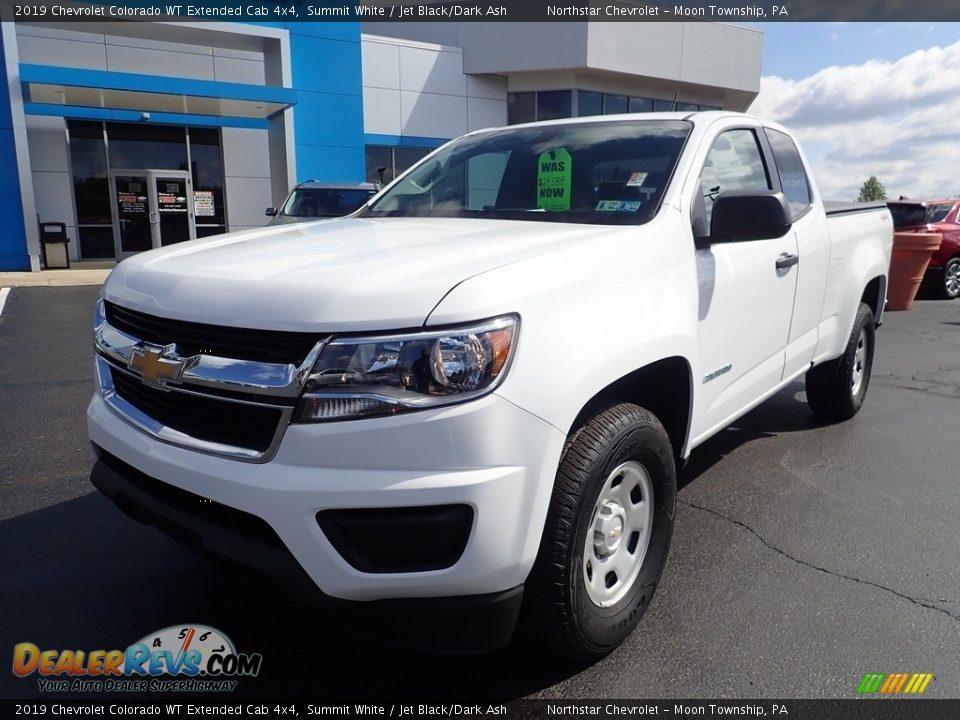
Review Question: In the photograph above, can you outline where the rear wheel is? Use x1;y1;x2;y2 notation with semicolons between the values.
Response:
522;403;676;660
806;303;875;421
936;257;960;300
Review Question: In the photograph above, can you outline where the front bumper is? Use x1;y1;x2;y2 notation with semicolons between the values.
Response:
90;449;524;653
87;390;565;603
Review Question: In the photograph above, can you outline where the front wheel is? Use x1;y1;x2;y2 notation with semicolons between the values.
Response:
936;257;960;300
806;303;875;421
522;403;676;660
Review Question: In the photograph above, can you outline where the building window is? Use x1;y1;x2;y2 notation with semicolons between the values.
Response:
76;227;115;259
365;145;433;184
508;90;573;124
513;91;722;125
365;146;394;185
536;90;572;121
578;91;603;118
604;94;628;115
188;127;225;234
107;123;188;170
507;92;536;125
67;120;113;258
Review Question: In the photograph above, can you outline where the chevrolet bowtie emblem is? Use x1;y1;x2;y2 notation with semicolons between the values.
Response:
128;343;198;389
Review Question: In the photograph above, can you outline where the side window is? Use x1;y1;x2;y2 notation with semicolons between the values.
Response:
698;129;771;227
766;128;811;219
927;204;953;223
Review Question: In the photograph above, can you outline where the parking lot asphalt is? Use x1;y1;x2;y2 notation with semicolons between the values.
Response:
2;285;959;700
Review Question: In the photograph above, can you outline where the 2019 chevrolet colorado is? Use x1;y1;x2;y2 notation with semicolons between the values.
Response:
88;112;893;658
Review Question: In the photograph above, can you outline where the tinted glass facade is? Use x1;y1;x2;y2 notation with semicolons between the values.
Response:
66;120;226;259
506;90;723;123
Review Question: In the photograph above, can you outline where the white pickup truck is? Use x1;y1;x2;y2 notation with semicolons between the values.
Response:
88;112;893;659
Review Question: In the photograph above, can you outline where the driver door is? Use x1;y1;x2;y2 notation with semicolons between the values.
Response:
690;127;800;442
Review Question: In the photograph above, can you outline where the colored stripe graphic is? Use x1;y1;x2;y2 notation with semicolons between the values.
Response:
857;672;933;694
857;673;885;694
905;673;933;694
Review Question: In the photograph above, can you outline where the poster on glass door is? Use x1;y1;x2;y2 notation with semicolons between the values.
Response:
157;181;188;214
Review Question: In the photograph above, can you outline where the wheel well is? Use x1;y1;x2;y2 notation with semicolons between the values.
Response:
861;276;884;319
570;357;692;459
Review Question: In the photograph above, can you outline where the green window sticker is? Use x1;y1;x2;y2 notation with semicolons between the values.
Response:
537;148;572;211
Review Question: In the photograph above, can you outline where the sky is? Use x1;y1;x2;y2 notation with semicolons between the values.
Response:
746;22;960;201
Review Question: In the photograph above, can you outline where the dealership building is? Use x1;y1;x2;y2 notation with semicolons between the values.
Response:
0;17;762;270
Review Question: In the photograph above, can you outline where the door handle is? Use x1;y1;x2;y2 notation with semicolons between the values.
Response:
776;253;799;270
148;211;159;224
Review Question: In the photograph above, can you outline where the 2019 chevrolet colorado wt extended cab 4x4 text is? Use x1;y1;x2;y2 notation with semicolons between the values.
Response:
88;112;893;659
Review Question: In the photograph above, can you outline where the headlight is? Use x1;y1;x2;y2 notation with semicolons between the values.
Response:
295;315;518;422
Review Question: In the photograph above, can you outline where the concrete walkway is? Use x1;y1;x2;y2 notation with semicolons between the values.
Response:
0;262;113;287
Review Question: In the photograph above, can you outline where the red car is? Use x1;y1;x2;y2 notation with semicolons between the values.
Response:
887;198;960;299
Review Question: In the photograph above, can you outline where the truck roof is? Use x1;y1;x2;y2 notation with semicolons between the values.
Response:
465;111;777;140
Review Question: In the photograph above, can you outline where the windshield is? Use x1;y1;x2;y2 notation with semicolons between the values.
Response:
281;188;375;218
888;202;955;227
363;120;692;225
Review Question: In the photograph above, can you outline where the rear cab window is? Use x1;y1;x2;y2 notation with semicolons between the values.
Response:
764;128;812;220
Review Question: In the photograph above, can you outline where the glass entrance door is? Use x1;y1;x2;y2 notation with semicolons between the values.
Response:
113;174;153;254
150;172;195;246
111;170;196;256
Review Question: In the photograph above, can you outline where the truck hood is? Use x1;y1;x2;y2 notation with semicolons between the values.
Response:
103;217;621;332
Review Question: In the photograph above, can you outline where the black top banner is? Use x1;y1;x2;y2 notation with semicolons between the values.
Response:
5;0;960;22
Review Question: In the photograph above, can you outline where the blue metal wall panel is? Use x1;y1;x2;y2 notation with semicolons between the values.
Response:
0;71;10;130
365;134;450;149
0;31;29;271
285;23;364;183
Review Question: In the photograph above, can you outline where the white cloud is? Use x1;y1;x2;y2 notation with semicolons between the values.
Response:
749;41;960;200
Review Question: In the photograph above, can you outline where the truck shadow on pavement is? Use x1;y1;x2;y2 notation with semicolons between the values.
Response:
677;381;828;491
1;490;585;700
2;382;825;701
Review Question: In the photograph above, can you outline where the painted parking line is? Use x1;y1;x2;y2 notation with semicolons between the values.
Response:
0;287;9;317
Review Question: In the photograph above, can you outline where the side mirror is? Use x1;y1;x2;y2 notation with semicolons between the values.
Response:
698;191;792;247
265;207;278;217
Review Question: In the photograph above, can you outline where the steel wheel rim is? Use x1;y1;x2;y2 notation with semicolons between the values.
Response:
851;328;867;396
582;460;654;608
946;262;960;297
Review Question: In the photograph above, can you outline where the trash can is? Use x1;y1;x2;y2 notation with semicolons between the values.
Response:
40;222;70;269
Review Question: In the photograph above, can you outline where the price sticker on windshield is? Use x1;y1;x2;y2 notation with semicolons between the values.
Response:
537;148;573;211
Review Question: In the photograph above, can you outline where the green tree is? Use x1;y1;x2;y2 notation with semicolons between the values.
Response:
857;176;887;202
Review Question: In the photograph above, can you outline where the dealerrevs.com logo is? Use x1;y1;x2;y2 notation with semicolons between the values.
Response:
12;624;262;693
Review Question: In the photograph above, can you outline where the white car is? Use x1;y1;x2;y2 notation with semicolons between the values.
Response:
88;112;893;658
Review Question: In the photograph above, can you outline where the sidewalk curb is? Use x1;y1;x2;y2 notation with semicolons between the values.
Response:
0;270;111;287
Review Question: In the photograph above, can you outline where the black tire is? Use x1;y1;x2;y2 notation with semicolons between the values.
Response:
806;303;875;421
522;403;676;660
935;257;960;300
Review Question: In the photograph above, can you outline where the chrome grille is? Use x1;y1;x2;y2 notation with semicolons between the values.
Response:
95;299;326;462
104;301;321;365
111;368;284;454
